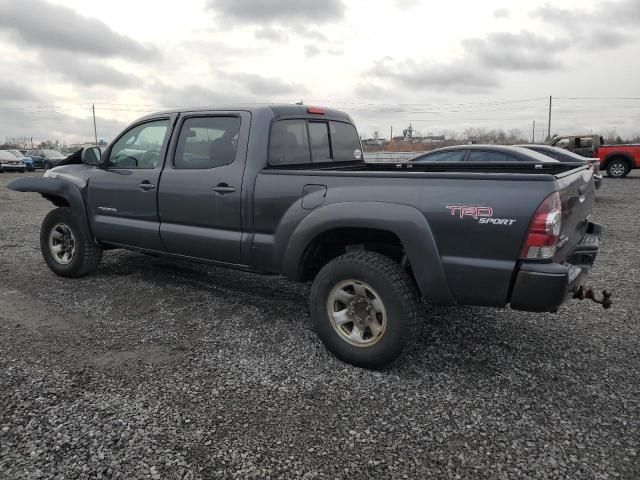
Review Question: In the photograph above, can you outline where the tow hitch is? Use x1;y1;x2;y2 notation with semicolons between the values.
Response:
573;286;613;309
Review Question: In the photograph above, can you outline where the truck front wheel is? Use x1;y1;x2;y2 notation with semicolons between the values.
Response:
40;207;103;278
606;158;629;178
310;251;421;369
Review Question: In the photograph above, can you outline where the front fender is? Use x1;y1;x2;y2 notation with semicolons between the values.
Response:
282;201;455;305
8;176;90;231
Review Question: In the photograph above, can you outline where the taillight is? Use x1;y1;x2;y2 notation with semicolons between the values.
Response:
519;191;562;260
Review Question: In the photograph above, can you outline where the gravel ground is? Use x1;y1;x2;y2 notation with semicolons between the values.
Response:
0;171;638;479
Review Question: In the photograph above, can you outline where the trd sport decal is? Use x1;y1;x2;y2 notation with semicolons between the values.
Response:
446;205;517;226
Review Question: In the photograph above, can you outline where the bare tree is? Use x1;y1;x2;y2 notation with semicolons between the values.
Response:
507;128;524;144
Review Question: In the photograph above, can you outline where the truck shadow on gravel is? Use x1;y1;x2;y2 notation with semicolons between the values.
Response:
94;251;584;376
100;251;311;311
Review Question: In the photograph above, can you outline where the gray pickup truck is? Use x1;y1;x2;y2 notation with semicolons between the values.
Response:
9;105;607;368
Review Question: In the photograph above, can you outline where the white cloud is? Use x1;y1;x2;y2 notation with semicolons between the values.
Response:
0;0;638;142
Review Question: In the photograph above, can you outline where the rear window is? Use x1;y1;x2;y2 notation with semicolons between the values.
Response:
308;122;331;162
269;119;362;166
269;120;311;165
531;147;585;162
330;121;362;162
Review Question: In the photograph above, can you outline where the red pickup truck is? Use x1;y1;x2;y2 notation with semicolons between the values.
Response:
550;134;640;178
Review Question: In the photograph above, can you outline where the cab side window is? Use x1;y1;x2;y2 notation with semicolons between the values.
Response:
413;150;465;162
174;116;241;169
575;136;593;149
467;151;515;162
109;119;169;169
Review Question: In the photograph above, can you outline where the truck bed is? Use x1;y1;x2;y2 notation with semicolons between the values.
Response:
267;160;589;178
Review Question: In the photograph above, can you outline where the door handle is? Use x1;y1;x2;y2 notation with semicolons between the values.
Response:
212;184;235;194
137;182;155;191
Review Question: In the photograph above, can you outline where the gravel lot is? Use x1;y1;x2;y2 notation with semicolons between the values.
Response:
1;171;638;479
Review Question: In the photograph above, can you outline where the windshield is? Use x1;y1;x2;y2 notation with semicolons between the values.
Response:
8;150;25;158
0;151;17;160
43;150;66;159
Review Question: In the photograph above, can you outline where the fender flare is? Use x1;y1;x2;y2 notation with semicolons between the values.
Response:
8;177;91;232
602;152;634;169
282;201;455;305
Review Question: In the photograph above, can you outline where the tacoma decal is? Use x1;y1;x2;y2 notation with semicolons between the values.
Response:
97;207;118;213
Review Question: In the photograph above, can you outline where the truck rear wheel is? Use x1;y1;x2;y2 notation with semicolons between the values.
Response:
40;207;103;278
310;251;421;369
606;158;629;178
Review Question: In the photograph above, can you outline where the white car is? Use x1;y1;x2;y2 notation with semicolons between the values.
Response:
0;150;26;173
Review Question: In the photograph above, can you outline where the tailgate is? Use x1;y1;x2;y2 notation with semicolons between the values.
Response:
554;165;595;261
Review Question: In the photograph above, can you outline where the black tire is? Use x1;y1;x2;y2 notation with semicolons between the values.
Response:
606;158;629;178
310;251;421;369
19;169;25;173
40;207;103;278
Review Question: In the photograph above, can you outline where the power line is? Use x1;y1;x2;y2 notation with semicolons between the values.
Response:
555;96;640;101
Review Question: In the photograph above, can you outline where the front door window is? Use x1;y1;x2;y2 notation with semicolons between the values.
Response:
108;120;169;169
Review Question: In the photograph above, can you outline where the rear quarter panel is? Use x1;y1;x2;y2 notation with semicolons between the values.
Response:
420;176;556;306
598;145;640;168
251;171;557;307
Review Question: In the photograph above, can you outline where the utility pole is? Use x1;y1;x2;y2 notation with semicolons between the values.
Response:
547;95;552;140
532;120;536;143
390;126;393;141
92;104;98;146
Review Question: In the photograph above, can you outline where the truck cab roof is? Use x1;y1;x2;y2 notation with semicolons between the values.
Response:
137;104;354;123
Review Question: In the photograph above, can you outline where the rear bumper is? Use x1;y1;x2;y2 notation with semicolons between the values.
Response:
510;222;601;312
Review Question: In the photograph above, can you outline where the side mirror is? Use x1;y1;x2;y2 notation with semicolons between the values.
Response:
81;147;102;166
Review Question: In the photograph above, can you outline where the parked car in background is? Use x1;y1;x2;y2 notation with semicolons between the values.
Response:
549;134;640;178
408;145;561;164
4;149;35;172
518;144;602;189
0;150;26;173
26;149;67;170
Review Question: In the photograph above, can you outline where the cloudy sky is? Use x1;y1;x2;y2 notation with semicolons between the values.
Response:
0;0;638;144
